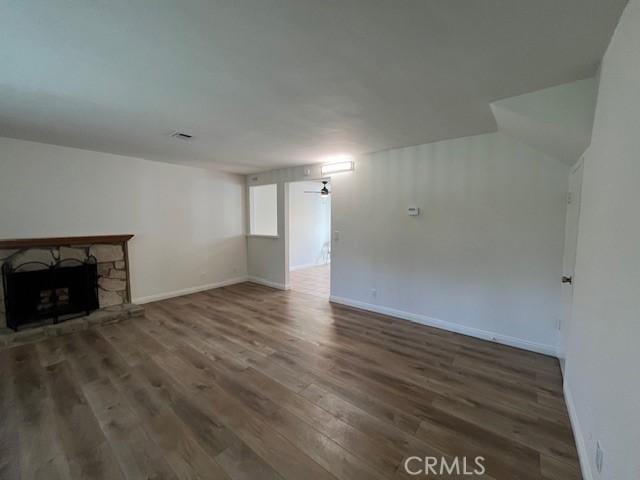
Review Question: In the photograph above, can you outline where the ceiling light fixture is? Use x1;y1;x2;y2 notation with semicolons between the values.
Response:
304;180;331;196
320;156;354;176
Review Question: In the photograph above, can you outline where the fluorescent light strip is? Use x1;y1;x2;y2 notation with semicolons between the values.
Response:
321;160;354;176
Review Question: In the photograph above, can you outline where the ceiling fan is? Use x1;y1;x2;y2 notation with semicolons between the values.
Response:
305;181;330;196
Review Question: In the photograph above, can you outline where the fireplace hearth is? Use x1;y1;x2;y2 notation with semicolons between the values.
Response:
2;257;99;331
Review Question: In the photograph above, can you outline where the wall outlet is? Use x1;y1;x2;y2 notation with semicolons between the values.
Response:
371;288;377;298
595;441;604;474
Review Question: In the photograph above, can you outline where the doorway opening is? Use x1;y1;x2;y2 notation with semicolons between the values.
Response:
287;180;331;298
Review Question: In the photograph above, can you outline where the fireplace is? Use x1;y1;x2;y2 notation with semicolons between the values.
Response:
2;257;99;331
0;235;134;334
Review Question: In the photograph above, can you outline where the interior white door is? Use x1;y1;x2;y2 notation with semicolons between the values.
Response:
558;158;584;370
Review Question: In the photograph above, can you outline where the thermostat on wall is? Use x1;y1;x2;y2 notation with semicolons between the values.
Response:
408;207;420;216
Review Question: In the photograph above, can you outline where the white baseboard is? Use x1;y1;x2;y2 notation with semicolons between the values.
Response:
329;295;557;356
248;276;290;290
134;276;249;304
564;380;593;480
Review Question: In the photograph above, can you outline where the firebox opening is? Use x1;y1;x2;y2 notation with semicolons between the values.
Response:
2;258;99;331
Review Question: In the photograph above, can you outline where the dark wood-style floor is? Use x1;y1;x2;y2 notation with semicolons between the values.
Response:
0;282;581;479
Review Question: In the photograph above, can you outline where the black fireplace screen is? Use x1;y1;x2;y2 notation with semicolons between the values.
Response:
2;257;99;331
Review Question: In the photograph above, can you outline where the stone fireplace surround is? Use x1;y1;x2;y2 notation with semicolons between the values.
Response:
0;235;142;347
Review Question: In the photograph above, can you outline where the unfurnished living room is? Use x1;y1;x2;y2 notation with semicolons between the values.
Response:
0;1;638;479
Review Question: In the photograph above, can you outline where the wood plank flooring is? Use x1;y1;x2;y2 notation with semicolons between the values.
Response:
0;282;581;479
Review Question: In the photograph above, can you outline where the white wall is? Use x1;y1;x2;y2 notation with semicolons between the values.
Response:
0;137;247;303
247;132;569;353
289;181;331;270
246;164;326;289
330;132;569;353
246;178;289;288
562;1;640;478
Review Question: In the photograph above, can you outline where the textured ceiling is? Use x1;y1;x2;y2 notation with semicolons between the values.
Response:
0;0;628;173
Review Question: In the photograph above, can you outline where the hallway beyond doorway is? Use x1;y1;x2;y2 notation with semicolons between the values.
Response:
289;264;330;298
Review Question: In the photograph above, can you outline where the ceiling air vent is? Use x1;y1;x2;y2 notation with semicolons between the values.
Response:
170;131;193;141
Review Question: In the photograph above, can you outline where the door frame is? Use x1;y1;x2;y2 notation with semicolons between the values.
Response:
284;178;333;296
558;153;586;372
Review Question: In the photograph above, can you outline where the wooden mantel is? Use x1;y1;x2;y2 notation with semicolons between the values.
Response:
0;234;134;249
